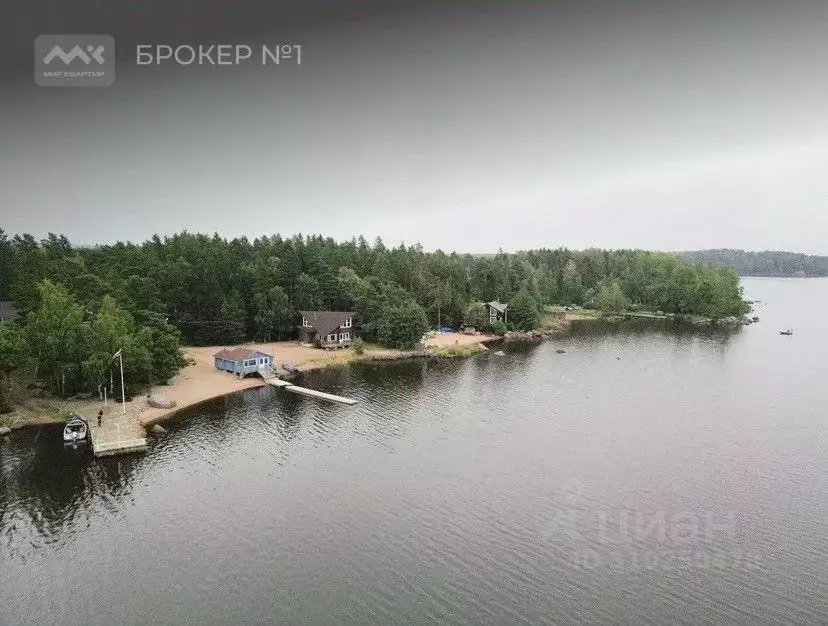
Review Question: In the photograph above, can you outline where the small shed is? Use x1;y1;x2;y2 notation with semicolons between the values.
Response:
213;347;274;378
485;301;508;324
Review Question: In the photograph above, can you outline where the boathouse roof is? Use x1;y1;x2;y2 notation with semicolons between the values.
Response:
214;347;271;362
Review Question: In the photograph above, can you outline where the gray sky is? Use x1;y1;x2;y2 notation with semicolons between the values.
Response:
2;1;827;253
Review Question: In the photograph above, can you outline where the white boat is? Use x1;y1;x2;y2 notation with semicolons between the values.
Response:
63;414;89;444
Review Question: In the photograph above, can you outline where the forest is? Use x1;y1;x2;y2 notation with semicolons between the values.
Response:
680;249;828;277
1;229;749;407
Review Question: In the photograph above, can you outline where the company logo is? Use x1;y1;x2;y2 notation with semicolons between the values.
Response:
34;35;115;87
43;44;106;65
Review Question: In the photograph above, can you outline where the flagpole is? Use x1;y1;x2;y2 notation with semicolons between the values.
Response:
119;350;126;415
112;349;126;415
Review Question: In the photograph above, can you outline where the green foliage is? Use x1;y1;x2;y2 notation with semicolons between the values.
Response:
0;321;25;413
295;273;323;311
268;286;294;340
377;301;429;350
1;232;751;357
23;280;89;396
19;280;185;398
0;321;25;372
508;285;541;331
486;320;508;335
140;315;186;384
593;281;632;314
216;295;246;346
462;302;488;329
252;285;294;341
352;337;365;355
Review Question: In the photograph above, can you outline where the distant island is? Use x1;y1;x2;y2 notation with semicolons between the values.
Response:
679;249;828;277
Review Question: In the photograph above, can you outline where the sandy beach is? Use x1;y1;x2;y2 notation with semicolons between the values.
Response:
138;332;497;426
6;332;497;433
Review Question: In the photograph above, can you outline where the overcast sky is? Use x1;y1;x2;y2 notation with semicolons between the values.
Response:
2;1;827;253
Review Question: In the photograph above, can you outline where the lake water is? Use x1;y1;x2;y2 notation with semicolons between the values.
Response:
1;278;826;624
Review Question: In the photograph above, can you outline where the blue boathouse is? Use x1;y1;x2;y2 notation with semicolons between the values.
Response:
214;347;274;377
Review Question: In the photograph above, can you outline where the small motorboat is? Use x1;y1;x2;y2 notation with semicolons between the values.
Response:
63;413;89;444
779;329;794;336
282;362;299;374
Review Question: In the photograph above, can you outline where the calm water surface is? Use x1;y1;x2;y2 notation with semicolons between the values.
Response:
1;278;826;624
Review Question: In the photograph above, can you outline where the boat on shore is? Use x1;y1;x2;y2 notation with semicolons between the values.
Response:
63;414;89;444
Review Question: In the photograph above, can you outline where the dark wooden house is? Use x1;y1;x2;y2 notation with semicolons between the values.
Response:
298;311;357;348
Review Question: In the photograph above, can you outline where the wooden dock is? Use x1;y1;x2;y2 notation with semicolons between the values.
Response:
92;436;149;457
258;365;356;405
89;410;149;458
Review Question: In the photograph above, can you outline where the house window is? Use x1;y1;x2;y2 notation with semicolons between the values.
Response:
325;333;337;342
339;332;350;342
342;317;352;328
302;317;311;327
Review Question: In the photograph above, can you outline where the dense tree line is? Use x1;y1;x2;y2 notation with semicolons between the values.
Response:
0;229;750;406
680;249;828;277
0;278;185;406
0;230;750;340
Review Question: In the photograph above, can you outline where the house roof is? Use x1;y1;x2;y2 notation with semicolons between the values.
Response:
213;347;271;362
0;301;17;320
487;301;508;313
299;310;355;338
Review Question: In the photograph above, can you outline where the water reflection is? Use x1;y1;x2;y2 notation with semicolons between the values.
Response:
1;282;826;624
0;426;139;548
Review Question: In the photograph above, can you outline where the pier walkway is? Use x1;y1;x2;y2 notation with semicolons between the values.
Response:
257;365;357;405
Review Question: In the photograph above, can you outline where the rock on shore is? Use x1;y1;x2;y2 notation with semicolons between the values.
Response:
148;394;177;409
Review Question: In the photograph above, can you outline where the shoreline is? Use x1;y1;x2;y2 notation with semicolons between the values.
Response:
3;332;501;433
2;309;749;436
